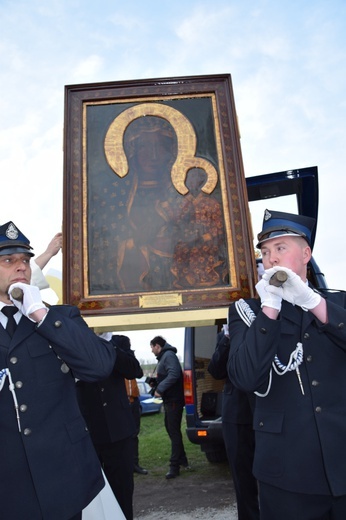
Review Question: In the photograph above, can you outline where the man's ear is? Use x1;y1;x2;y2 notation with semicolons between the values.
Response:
303;246;312;265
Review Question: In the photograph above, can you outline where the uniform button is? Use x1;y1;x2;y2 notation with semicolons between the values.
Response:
61;363;70;374
338;322;344;329
9;357;18;364
259;421;264;427
84;426;89;432
20;404;28;412
315;406;322;413
54;320;62;328
103;402;108;407
303;333;310;340
306;355;312;362
23;428;32;436
101;387;105;392
311;380;319;387
15;381;23;389
259;328;267;334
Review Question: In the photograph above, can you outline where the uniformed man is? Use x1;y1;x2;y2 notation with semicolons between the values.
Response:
228;209;346;520
125;377;148;475
0;221;116;520
77;334;143;520
208;328;260;520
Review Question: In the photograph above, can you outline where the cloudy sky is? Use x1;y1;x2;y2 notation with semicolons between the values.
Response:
1;0;345;360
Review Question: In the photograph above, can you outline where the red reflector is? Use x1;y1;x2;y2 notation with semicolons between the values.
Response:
184;370;193;402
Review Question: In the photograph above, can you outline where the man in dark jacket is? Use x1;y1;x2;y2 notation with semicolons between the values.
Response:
150;335;189;479
228;209;346;519
208;328;260;520
0;220;116;520
77;334;143;520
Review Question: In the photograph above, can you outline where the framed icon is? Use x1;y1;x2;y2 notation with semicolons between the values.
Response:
63;74;256;328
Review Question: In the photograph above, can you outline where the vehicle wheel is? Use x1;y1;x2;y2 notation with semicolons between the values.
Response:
203;445;227;463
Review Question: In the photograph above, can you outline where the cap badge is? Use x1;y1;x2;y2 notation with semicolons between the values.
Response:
5;223;19;240
264;210;272;221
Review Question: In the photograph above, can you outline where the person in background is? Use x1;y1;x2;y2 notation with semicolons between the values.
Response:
228;209;346;520
0;221;116;520
150;335;189;479
208;326;260;520
77;334;142;520
34;232;62;270
30;232;62;289
125;377;148;475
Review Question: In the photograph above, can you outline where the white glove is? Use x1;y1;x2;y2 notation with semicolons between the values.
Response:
9;282;47;319
255;277;282;311
222;324;229;337
263;266;321;310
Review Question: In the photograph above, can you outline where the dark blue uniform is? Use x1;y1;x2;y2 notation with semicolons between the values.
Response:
228;291;346;519
76;335;143;520
0;305;116;520
208;331;259;520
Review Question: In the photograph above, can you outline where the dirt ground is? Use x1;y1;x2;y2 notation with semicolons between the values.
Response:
133;462;238;519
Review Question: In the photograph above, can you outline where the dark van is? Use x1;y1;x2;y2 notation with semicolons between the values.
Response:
183;166;328;462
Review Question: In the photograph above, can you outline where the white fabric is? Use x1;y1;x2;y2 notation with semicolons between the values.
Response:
30;260;50;290
98;332;113;341
83;472;126;520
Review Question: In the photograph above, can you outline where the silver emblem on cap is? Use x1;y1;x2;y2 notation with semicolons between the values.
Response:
264;210;272;221
6;223;19;240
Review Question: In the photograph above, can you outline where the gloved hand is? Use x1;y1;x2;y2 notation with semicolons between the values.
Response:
255;277;282;311
222;324;229;337
9;282;47;320
263;266;321;310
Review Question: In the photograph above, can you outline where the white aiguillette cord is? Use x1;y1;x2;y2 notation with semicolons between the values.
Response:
0;368;21;431
235;299;305;397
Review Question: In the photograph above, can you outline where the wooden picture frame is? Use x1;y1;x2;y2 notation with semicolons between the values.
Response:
63;74;256;329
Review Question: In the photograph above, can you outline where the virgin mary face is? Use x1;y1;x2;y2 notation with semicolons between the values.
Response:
124;116;177;179
135;131;175;176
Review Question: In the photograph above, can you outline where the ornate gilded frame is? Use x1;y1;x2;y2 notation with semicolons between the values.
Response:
63;74;256;329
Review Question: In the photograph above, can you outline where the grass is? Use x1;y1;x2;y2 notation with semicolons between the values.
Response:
137;410;230;479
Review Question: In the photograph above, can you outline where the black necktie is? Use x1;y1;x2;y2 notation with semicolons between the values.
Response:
2;306;18;337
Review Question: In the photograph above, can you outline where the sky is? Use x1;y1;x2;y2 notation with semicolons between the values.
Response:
0;0;345;361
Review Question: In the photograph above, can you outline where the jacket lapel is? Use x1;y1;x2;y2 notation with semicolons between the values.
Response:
8;316;36;352
0;324;11;348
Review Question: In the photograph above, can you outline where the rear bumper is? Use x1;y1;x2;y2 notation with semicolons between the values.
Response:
185;407;224;446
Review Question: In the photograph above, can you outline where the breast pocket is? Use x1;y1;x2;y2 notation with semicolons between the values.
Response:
27;336;70;385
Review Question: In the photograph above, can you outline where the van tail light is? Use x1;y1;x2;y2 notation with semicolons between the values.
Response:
184;370;194;405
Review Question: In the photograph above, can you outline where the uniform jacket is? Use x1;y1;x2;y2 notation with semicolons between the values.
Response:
228;290;346;496
156;343;184;403
0;304;116;520
208;331;254;424
76;341;143;444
